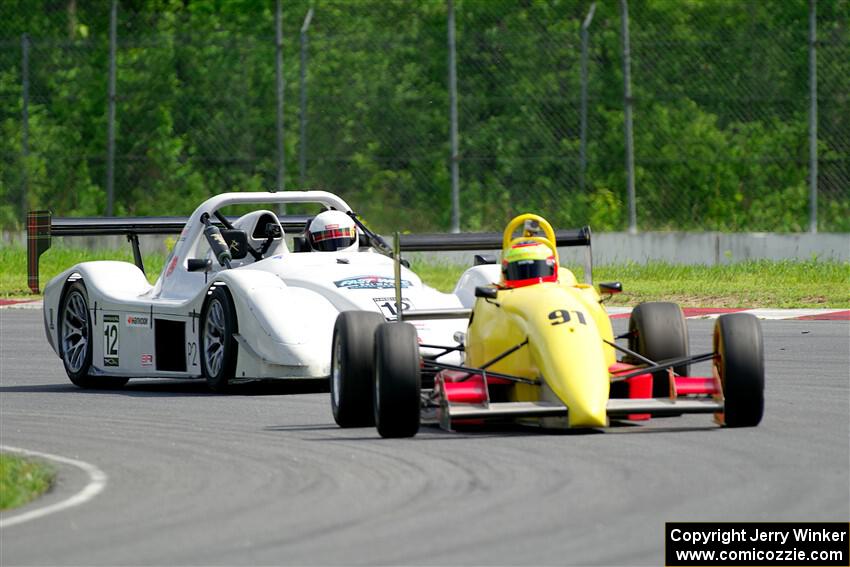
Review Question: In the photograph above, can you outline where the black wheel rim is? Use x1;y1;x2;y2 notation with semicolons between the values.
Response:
61;291;89;373
204;299;226;377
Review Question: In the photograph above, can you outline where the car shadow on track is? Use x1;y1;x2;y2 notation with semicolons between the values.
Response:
264;422;607;441
262;422;552;440
0;378;329;398
262;420;718;440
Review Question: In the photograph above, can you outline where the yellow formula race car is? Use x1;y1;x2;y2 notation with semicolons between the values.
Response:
330;214;764;438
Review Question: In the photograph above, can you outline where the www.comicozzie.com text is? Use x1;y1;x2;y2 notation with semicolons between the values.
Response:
670;527;848;546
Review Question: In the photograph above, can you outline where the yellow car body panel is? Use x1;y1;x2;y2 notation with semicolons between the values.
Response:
466;279;612;428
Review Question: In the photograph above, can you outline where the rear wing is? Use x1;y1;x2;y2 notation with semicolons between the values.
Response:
26;210;592;293
396;228;593;285
25;210;311;293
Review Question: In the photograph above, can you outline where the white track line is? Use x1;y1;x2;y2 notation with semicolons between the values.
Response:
0;445;107;529
0;300;43;310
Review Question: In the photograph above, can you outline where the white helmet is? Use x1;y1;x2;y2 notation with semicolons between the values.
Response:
307;210;358;252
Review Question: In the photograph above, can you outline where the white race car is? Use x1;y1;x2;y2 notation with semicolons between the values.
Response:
29;191;592;399
33;192;464;391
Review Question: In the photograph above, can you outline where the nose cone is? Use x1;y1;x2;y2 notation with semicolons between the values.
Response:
528;337;609;427
504;284;610;428
561;378;609;428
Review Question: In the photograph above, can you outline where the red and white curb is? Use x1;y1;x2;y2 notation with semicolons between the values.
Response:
606;306;850;321
2;299;847;320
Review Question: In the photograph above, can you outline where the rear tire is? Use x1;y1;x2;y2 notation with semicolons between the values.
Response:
330;311;386;427
59;281;129;389
373;322;421;438
200;286;238;393
715;313;764;427
628;302;689;398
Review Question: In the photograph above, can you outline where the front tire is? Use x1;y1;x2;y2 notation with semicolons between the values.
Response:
200;286;238;393
628;302;689;398
59;281;128;388
374;322;421;438
715;313;764;427
330;311;386;427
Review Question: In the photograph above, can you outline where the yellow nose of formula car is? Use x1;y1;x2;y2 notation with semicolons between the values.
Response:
466;280;610;427
464;214;613;428
330;213;765;438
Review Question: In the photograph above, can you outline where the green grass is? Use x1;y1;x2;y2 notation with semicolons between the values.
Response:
592;260;850;308
0;246;167;298
2;246;848;307
0;453;55;510
405;258;850;308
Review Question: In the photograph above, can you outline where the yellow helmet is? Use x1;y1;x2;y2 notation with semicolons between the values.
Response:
501;240;557;288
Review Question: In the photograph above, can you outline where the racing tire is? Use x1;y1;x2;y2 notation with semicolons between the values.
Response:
59;281;129;389
628;302;689;398
714;313;764;428
373;322;421;438
200;286;238;393
330;311;386;427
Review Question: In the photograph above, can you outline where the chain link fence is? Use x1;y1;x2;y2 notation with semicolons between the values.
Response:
1;0;847;234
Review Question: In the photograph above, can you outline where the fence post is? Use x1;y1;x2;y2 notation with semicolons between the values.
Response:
21;33;30;218
106;0;117;216
275;0;285;200
447;0;460;233
579;3;596;195
300;7;314;189
620;0;637;234
808;0;818;233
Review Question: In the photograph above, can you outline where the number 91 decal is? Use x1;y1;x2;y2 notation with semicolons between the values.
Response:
548;309;586;326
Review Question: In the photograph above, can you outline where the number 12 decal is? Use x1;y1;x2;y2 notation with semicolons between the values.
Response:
103;314;120;366
548;309;586;326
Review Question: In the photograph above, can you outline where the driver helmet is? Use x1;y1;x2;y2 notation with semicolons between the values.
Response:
501;240;557;288
307;210;358;252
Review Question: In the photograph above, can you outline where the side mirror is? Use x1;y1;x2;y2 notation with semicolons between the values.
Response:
474;286;498;299
220;229;249;260
474;254;497;266
599;282;623;295
599;282;622;303
187;258;212;273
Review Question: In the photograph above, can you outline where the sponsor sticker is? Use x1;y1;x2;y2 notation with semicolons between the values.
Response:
103;314;120;366
165;255;179;277
140;353;153;367
126;314;149;328
334;276;411;290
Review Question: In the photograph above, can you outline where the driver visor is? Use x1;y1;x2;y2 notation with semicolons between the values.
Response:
312;227;356;251
504;258;555;281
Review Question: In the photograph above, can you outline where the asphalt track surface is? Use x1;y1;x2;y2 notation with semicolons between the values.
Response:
1;309;848;566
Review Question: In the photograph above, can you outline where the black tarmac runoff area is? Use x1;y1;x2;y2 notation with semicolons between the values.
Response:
1;308;848;566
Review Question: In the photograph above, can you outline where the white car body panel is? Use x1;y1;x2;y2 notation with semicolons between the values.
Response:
43;191;485;383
